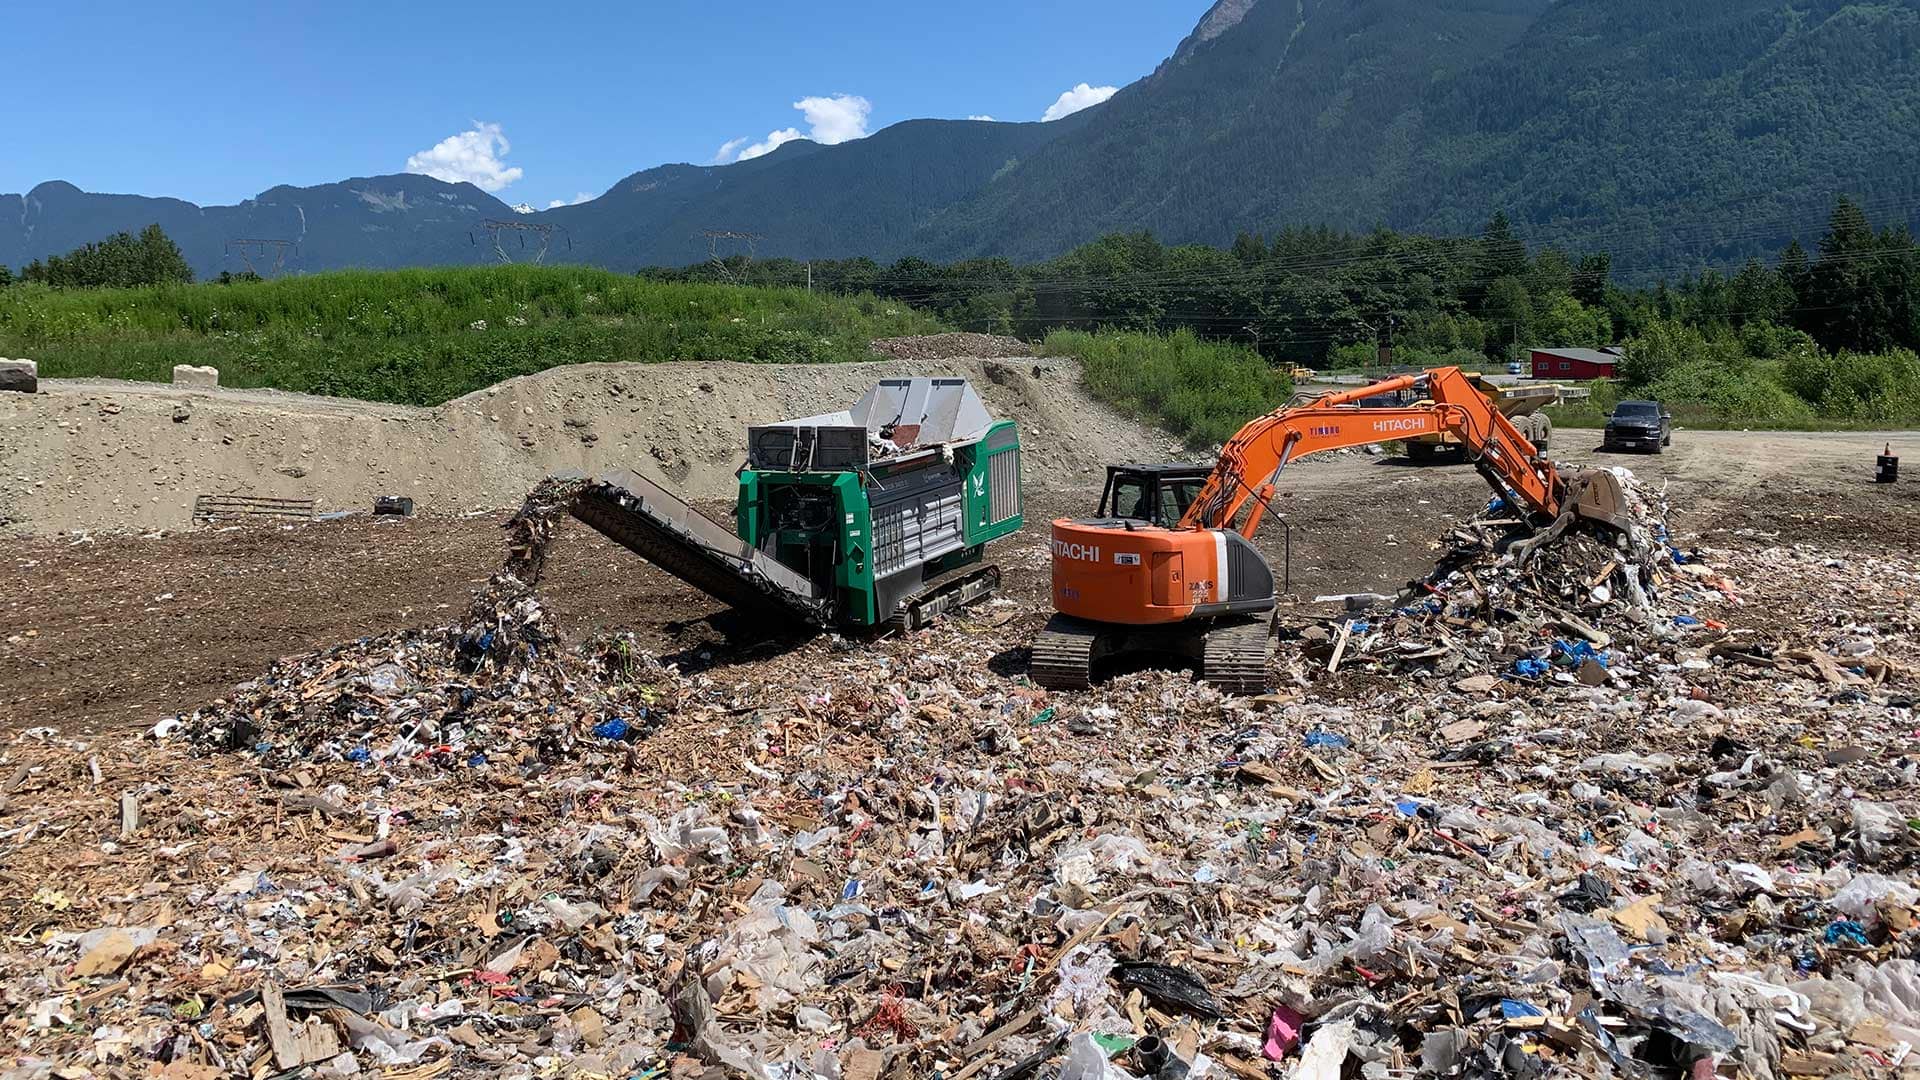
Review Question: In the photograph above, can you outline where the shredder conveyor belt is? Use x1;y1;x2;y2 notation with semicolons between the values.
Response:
558;470;830;626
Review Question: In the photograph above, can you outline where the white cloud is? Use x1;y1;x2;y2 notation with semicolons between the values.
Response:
967;114;997;122
404;121;524;192
795;94;871;144
1041;83;1118;122
546;192;594;208
716;93;873;163
735;128;805;162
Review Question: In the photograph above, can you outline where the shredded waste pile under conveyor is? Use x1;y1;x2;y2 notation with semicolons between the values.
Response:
2;468;1916;1080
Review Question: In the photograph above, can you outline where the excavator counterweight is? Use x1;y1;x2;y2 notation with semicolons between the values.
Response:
1033;366;1604;692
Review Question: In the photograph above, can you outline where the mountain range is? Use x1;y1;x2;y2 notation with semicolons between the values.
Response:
6;0;1917;280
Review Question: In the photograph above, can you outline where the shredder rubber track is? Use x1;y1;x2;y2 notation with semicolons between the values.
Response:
887;565;1002;633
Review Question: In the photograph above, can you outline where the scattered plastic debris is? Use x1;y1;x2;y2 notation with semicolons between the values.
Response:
2;469;1914;1079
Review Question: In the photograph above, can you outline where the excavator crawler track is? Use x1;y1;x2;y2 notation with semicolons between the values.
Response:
1030;613;1101;690
1201;617;1274;696
887;565;1002;633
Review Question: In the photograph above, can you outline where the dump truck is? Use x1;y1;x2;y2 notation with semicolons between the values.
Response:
563;378;1023;632
1404;373;1566;460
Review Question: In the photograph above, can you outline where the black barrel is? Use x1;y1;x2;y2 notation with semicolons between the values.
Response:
1877;453;1899;484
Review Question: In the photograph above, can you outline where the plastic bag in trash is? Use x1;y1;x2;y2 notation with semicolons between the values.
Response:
646;807;732;863
1052;945;1116;1015
1086;833;1155;872
1851;802;1909;859
1831;872;1920;918
1293;1021;1355;1080
1349;904;1398;964
1061;1033;1138;1080
1117;962;1225;1019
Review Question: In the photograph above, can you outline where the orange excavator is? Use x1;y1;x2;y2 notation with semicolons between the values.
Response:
1031;366;1625;692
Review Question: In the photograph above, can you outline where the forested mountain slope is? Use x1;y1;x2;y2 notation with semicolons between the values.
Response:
5;0;1915;276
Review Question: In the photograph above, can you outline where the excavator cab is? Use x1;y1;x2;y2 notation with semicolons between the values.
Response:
1098;465;1212;528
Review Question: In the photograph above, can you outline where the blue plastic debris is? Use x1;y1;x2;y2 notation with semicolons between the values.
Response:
1552;640;1609;667
467;753;488;767
593;717;632;741
1500;1000;1545;1020
344;747;372;763
1824;920;1870;946
1513;658;1551;678
1304;731;1350;749
1673;615;1702;627
1395;799;1420;817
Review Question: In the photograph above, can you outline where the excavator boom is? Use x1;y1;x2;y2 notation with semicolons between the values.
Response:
1183;366;1565;537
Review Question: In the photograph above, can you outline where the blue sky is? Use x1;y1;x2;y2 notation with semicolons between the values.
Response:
6;0;1210;208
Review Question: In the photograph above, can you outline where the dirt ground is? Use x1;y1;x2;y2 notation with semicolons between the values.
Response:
0;356;1182;538
5;426;1915;730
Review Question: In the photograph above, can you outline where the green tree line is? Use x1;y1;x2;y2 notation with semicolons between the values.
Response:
641;213;1632;368
644;196;1920;425
2;224;194;290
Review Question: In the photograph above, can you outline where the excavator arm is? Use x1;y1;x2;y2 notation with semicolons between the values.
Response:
1181;367;1566;537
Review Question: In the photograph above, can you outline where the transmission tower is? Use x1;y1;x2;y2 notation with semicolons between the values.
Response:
470;220;572;264
700;229;764;282
224;238;298;277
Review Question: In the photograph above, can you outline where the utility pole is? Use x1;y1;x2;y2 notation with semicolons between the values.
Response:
1377;313;1398;370
805;261;813;293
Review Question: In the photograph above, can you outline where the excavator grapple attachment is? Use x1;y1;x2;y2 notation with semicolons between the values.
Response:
1569;469;1631;532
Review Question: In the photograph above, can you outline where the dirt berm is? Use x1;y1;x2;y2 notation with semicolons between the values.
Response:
0;354;1184;537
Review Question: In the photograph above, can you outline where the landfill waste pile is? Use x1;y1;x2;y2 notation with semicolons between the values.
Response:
1295;470;1823;696
2;473;1917;1080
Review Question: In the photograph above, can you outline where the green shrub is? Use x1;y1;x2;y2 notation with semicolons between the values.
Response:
1781;347;1920;425
1595;317;1914;429
1043;328;1292;447
1646;357;1817;426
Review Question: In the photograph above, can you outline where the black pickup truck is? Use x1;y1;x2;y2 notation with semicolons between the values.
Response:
1602;400;1673;453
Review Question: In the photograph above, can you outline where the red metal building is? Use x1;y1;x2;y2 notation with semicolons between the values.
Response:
1530;347;1620;380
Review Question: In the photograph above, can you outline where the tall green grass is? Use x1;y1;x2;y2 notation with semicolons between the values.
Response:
1043;328;1293;447
0;266;944;405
